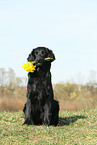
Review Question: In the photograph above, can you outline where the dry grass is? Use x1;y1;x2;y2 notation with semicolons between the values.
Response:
0;83;97;112
0;98;25;111
59;98;97;111
0;86;26;111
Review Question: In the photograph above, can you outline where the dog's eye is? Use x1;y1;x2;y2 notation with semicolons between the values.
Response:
41;50;45;55
35;51;38;55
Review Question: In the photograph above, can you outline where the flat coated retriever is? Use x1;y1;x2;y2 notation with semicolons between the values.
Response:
23;47;59;126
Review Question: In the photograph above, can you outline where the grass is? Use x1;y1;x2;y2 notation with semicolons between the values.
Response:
0;109;97;145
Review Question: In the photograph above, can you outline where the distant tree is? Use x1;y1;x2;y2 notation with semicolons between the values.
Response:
16;77;22;86
8;68;16;87
22;77;27;86
88;70;97;84
0;68;6;86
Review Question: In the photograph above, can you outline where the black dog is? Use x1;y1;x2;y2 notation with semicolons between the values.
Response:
23;47;59;126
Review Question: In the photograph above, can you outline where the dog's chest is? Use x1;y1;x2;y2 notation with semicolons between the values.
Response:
28;72;51;99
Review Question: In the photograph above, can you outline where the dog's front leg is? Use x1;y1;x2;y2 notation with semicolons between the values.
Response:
43;102;51;125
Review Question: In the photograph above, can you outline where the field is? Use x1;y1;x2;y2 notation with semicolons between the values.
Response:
0;109;97;145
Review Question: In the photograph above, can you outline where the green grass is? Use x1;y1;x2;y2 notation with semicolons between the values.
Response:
0;109;97;145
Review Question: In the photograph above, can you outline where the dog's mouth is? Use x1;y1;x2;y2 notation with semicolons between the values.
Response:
31;57;54;67
22;58;54;73
35;59;45;67
36;62;43;66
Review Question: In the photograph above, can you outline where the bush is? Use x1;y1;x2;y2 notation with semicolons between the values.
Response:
0;86;26;111
54;83;97;111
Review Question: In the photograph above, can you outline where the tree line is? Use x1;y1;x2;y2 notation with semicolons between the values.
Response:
0;68;97;111
0;68;27;87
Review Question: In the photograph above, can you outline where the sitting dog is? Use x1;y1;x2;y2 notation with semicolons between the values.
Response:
23;47;59;126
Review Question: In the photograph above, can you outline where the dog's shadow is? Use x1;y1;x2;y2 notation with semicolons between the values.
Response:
58;115;87;126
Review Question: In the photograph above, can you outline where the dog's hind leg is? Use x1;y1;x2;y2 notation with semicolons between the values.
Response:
50;100;59;126
43;103;51;125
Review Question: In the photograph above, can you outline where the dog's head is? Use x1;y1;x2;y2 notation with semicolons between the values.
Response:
27;47;55;67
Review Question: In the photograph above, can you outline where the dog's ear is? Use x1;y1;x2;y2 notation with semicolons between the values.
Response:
46;49;55;62
27;49;35;61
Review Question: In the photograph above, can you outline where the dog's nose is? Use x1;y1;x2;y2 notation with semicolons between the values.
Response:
37;57;43;62
37;58;40;62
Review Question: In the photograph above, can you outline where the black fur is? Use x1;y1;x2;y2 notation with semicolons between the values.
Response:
23;47;59;126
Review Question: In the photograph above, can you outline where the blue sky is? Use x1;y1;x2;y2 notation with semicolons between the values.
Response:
0;0;97;84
